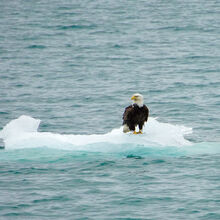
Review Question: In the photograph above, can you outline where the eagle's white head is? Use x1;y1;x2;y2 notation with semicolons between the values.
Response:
131;93;144;107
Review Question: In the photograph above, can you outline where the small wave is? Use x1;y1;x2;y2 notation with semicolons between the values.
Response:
26;45;46;49
57;24;97;30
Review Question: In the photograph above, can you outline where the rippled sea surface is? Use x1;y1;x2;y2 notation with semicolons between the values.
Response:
0;0;220;219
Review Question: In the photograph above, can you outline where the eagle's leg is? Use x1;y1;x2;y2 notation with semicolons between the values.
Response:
129;125;137;134
138;124;143;134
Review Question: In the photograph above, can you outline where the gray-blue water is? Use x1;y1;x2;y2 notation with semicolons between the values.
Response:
0;0;220;219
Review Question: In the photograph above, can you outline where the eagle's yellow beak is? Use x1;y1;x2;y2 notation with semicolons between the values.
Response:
131;95;136;100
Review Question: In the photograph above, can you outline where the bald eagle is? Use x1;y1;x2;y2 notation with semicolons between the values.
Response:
122;93;149;134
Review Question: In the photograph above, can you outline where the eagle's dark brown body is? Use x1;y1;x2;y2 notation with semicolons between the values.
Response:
123;104;149;131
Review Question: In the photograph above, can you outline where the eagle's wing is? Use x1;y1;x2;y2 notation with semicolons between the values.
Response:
122;105;134;124
143;105;149;122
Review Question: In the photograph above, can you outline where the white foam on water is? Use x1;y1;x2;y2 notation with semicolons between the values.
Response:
0;115;192;151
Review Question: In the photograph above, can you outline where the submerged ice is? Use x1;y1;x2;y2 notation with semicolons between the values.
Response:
0;115;192;151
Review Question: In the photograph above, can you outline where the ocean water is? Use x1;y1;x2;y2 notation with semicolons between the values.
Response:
0;0;220;219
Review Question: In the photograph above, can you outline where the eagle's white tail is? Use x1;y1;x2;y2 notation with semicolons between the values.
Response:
123;124;130;133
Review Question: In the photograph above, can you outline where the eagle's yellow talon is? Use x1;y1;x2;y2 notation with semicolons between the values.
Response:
133;131;138;134
138;130;143;134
